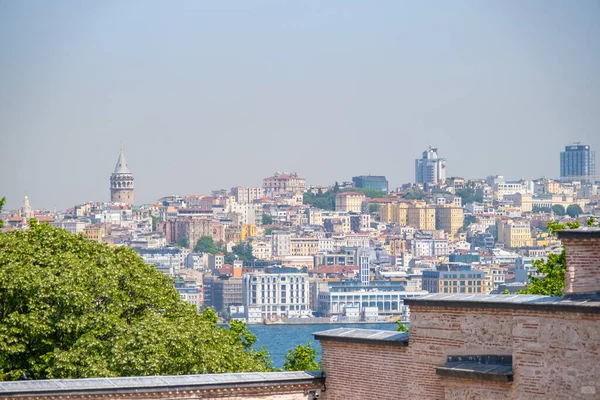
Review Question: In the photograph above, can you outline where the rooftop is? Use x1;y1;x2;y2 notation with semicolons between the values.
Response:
313;328;408;347
0;371;324;398
404;293;600;313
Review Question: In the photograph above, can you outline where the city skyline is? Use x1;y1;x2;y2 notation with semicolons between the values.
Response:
1;1;599;209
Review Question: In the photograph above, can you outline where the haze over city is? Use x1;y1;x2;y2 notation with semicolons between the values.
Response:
1;0;599;209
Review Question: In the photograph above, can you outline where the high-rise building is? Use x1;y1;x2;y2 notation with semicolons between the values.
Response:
560;143;596;182
110;144;134;205
415;146;446;185
352;175;389;192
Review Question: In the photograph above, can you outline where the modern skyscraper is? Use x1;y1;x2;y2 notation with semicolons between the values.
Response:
560;143;596;182
110;144;135;205
415;146;447;185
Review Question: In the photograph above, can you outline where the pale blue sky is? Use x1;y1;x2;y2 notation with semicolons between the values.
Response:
1;1;599;209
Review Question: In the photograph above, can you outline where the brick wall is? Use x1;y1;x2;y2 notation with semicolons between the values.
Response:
319;306;600;400
561;236;600;294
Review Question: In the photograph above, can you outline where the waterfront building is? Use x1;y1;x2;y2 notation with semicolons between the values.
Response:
352;175;389;192
203;276;243;313
110;144;134;205
415;146;446;185
242;272;311;320
560;143;596;182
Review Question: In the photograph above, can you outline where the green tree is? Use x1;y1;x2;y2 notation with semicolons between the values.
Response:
566;204;583;218
264;227;278;235
175;236;189;248
551;204;566;216
283;342;320;371
396;322;409;332
519;219;594;296
0;222;271;380
341;187;388;199
303;191;336;211
402;187;426;200
455;183;483;204
262;214;273;225
0;197;5;228
194;236;219;254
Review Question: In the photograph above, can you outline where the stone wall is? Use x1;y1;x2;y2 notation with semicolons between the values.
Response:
318;306;600;400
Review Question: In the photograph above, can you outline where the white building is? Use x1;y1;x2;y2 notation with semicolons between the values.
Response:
271;231;291;257
415;146;447;186
231;186;263;204
242;273;311;320
411;237;450;257
137;247;186;276
252;241;272;260
50;220;86;234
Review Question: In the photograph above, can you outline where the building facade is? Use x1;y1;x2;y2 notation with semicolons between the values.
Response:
242;273;311;320
560;143;596;182
110;144;134;205
415;146;446;185
335;192;366;213
352;175;389;192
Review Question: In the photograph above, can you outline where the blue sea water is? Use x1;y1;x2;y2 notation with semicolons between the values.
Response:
247;323;396;369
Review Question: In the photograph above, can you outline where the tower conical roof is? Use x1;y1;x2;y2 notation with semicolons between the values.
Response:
113;144;131;174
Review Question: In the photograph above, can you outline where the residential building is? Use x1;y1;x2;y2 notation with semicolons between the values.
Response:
231;186;263;204
136;247;186;276
352;175;389;192
251;241;272;260
415;146;446;185
411;233;450;257
290;237;320;256
560;143;596;182
422;263;489;294
335;192;366;213
407;204;436;230
110;144;134;205
271;231;291;257
497;219;534;248
435;205;464;237
242;273;311;320
208;253;225;271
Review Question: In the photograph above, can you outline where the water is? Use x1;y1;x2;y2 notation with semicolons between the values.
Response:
247;323;397;369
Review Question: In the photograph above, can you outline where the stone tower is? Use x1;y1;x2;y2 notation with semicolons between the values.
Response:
110;144;134;205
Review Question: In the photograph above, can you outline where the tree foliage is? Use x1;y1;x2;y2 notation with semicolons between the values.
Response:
455;183;483;205
0;197;5;228
262;214;273;225
551;204;566;216
175;236;189;249
0;222;271;380
368;203;381;213
566;204;583;218
519;219;596;296
283;342;320;371
303;191;335;211
401;187;426;200
396;322;409;332
341;187;387;199
194;236;220;254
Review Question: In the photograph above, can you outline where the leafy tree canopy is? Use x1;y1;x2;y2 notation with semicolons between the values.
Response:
519;218;596;296
0;222;271;380
566;204;583;218
368;203;381;213
262;214;273;225
283;342;320;371
340;187;388;199
303;191;335;211
264;227;278;236
455;183;483;205
175;236;189;249
402;187;426;200
551;204;565;216
396;322;409;332
194;236;220;254
0;197;5;228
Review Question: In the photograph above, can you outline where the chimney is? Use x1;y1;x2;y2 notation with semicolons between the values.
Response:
557;228;600;296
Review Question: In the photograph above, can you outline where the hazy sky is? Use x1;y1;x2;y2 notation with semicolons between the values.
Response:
1;1;599;210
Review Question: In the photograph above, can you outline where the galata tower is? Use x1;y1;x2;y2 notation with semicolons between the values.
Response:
110;144;134;205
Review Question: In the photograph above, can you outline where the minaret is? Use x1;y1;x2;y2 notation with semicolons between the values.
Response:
110;144;134;205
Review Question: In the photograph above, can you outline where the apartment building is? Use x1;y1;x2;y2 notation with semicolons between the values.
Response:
242;273;311;320
421;263;489;294
335;192;366;213
407;205;436;231
231;186;263;204
496;219;534;248
251;241;272;260
271;231;291;257
290;237;320;256
435;205;464;237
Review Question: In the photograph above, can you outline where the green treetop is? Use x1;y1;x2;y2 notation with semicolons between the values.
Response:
194;236;220;254
0;221;271;380
283;342;320;371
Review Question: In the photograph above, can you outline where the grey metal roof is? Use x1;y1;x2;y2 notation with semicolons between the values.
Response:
113;145;132;174
404;293;600;313
313;328;408;346
557;227;600;239
0;371;325;397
